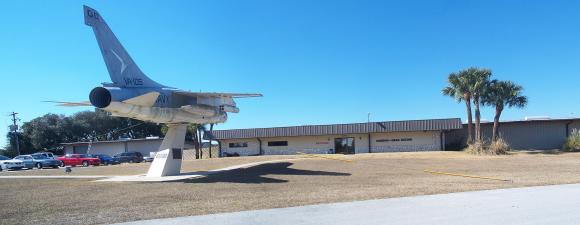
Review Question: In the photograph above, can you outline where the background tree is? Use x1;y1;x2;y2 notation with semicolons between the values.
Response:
442;72;474;144
4;109;163;155
189;124;200;159
70;110;163;141
190;124;207;159
482;80;528;141
21;114;69;152
3;132;33;157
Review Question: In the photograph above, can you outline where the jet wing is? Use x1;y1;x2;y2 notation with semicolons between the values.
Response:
174;91;262;98
44;101;92;107
122;92;160;107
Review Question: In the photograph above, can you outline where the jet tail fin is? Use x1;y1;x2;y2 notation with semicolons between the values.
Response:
83;5;165;88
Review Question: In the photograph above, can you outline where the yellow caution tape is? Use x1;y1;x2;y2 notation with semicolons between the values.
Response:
423;169;511;182
297;152;354;163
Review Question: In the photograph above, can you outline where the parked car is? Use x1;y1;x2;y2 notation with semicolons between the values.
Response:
89;154;120;165
112;152;144;163
143;156;154;162
34;152;56;159
0;155;24;171
15;154;61;169
57;154;101;167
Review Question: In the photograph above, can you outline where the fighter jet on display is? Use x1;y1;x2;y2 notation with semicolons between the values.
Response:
53;5;261;125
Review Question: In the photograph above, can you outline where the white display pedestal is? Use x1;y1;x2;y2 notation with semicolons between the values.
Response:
146;124;187;177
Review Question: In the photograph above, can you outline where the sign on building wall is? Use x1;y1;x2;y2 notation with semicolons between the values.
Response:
376;138;413;142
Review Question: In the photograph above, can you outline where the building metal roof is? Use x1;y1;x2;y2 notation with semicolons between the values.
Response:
61;137;163;145
61;137;198;146
209;118;462;140
473;117;580;125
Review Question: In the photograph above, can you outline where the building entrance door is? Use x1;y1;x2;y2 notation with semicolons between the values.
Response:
334;137;355;154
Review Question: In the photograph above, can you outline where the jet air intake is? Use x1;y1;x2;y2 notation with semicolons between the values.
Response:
89;87;112;108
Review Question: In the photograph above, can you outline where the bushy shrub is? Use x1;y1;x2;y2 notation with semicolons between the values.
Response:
465;141;486;155
489;137;510;155
563;129;580;152
465;138;510;155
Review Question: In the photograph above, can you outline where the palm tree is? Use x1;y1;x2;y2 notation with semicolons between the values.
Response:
467;68;492;142
482;80;528;141
447;67;492;142
442;72;474;144
443;67;492;143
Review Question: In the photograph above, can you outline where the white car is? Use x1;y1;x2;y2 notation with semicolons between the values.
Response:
143;156;154;162
0;155;24;171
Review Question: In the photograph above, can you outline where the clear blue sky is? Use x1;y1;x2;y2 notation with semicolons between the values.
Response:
1;0;580;148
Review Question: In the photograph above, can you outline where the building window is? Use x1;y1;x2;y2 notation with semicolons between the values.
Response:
229;142;248;148
376;138;413;142
268;141;288;146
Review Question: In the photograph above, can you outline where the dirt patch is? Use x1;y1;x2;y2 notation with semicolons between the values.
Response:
2;151;580;225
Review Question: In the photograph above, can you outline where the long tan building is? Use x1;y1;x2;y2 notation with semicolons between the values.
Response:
210;117;580;156
210;118;462;156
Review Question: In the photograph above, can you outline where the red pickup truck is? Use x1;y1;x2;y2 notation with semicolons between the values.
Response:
57;154;101;167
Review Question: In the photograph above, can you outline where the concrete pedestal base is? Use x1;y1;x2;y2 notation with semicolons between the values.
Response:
146;124;187;177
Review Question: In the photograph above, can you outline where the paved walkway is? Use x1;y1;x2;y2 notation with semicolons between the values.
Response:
116;183;580;225
0;175;109;179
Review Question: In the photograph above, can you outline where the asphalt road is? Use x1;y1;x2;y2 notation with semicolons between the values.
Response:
117;183;580;225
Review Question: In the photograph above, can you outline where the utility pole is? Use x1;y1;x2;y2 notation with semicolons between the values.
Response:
9;112;20;156
367;113;371;123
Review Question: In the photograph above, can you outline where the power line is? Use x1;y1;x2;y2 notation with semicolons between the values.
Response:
94;122;146;141
87;122;145;155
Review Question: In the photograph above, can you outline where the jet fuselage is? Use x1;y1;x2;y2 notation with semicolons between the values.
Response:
89;86;235;124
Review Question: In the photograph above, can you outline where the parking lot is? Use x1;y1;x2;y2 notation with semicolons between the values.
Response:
2;151;580;225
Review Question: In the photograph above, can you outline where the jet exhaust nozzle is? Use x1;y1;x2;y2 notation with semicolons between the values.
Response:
89;87;112;108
